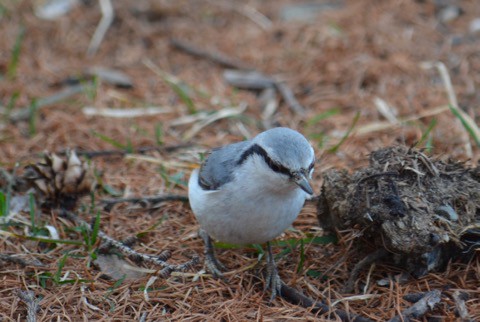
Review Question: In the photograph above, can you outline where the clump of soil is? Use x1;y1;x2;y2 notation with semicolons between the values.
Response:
317;145;480;277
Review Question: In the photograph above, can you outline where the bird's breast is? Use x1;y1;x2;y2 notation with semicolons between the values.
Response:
197;181;306;244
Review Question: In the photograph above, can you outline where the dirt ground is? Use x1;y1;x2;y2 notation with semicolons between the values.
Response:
1;0;480;321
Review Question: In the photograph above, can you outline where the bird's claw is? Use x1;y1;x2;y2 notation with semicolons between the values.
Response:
265;242;282;301
205;252;226;279
199;229;227;279
265;263;282;301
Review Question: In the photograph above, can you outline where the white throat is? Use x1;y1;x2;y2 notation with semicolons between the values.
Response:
237;154;297;194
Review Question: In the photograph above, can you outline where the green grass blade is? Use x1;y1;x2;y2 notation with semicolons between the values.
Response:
169;81;196;114
0;3;7;18
307;235;338;245
273;235;337;247
28;98;38;136
7;26;25;79
306;269;325;279
155;123;164;146
54;253;69;283
296;239;305;273
213;241;245;249
90;211;101;246
6;91;20;116
101;183;123;197
0;191;7;217
91;131;129;150
213;235;337;253
0;230;84;245
306;108;341;127
106;275;126;298
449;104;480;147
328;111;360;153
28;192;37;234
415;118;437;151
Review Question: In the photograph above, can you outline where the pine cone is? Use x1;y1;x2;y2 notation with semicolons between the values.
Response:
24;150;96;210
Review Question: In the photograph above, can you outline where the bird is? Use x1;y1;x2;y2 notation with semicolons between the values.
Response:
188;127;315;300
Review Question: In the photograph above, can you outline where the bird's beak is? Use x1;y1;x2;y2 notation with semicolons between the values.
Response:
295;174;314;195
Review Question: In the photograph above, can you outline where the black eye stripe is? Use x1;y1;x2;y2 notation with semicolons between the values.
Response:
238;144;291;176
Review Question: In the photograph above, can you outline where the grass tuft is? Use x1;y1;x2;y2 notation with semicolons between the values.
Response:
415;118;437;152
328;111;360;153
306;108;341;127
155;122;164;145
0;191;8;217
449;104;480;147
92;130;134;153
28;98;38;136
7;25;25;79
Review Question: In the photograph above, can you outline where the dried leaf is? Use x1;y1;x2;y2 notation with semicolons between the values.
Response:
95;254;155;280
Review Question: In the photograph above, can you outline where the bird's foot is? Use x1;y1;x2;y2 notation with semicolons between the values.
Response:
199;229;226;279
265;242;282;301
204;251;226;279
265;262;282;302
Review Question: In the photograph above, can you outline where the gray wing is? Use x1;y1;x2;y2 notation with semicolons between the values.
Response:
198;140;250;190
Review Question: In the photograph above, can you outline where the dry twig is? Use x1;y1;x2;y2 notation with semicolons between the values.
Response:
274;81;305;115
87;0;114;56
16;289;41;322
280;282;374;322
171;38;305;115
170;38;254;70
452;290;473;322
204;0;273;31
7;84;87;123
61;210;199;278
71;145;192;158
0;254;44;267
100;194;188;211
388;290;442;322
343;248;389;293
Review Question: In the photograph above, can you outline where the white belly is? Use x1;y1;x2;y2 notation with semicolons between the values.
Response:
188;169;306;245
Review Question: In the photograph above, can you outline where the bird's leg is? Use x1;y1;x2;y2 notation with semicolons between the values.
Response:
199;229;226;278
265;241;282;301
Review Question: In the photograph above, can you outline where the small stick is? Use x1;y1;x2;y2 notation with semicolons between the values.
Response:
170;38;254;71
204;0;272;31
67;144;192;158
280;282;374;322
274;81;305;115
100;195;188;204
139;312;148;322
8;84;87;123
87;0;114;56
0;254;44;267
171;38;305;115
421;61;479;156
343;248;388;293
388;290;441;322
61;210;199;277
452;290;473;322
17;290;41;322
100;195;188;212
97;230;198;277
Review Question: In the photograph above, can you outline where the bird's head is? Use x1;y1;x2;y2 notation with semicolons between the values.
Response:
241;127;315;195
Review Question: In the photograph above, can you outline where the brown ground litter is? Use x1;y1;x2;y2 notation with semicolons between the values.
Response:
1;0;480;321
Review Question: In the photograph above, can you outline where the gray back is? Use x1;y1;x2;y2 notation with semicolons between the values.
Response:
198;140;250;190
